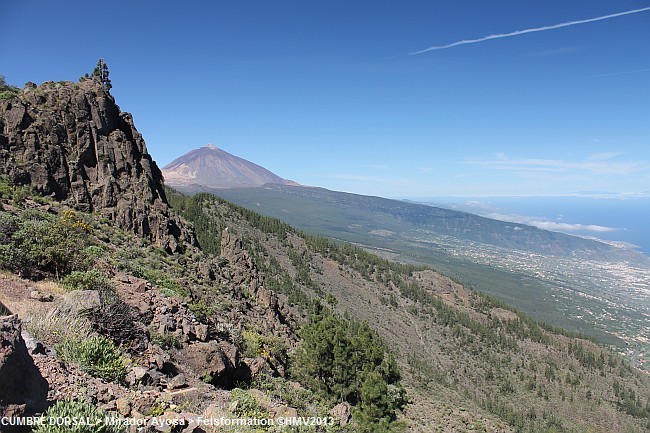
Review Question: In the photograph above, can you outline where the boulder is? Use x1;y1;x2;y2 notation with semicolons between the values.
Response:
115;397;132;417
194;324;209;342
166;387;200;407
167;373;189;390
272;405;298;418
181;318;195;342
0;315;48;425
29;289;53;302
22;330;56;357
330;402;352;426
245;356;273;379
176;341;248;388
0;300;10;315
62;289;102;313
126;366;160;387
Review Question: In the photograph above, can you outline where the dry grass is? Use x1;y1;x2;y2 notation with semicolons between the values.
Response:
0;271;92;345
0;271;64;315
24;304;92;346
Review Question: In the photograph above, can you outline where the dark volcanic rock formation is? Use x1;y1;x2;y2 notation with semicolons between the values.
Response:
0;315;48;424
0;79;194;252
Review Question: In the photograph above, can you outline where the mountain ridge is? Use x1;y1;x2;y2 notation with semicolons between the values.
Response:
183;182;643;260
162;144;298;189
185;183;650;361
2;74;650;432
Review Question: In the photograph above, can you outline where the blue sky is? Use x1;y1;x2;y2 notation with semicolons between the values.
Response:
2;0;649;198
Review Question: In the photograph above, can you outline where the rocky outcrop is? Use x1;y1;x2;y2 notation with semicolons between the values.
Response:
330;402;352;426
0;79;195;252
220;229;280;312
178;340;248;389
0;315;48;423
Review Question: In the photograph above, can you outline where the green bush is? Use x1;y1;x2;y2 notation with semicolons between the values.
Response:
141;268;189;298
115;259;145;278
61;269;118;306
84;245;107;258
156;275;189;297
0;89;19;100
56;335;127;382
252;374;326;415
230;388;271;420
188;299;218;322
148;328;180;350
32;399;125;433
242;330;288;366
61;270;112;292
0;209;91;278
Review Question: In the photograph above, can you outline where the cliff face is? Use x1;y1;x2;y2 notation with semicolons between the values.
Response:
0;79;194;252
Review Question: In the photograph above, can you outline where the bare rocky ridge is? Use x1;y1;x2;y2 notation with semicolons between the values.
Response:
0;79;195;253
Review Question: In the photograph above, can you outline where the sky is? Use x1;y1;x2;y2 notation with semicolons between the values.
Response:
2;0;650;198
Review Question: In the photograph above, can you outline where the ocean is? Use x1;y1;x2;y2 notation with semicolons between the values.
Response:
414;196;650;256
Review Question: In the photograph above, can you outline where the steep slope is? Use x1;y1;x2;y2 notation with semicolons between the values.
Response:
2;75;649;432
0;77;405;432
167;191;650;433
0;79;194;253
197;184;650;359
162;144;298;189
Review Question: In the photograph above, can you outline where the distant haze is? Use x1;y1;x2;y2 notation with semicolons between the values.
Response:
416;195;650;255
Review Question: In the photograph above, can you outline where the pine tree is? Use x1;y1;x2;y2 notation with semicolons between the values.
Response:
91;59;112;91
290;301;406;429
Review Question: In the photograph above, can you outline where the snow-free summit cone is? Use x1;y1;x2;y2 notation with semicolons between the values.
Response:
162;144;299;190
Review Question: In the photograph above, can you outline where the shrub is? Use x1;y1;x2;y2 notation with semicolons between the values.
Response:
141;268;189;298
230;388;271;420
87;301;146;351
115;259;145;278
61;270;112;292
84;245;107;258
252;374;325;415
0;211;20;243
148;328;180;350
188;299;218;322
0;209;92;278
0;89;19;100
242;330;288;366
61;269;118;306
32;399;125;433
56;335;127;382
155;275;189;298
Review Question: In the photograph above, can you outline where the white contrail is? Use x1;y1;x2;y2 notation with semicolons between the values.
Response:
577;67;650;79
410;6;650;55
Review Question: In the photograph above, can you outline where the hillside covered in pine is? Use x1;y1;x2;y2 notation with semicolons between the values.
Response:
0;72;649;433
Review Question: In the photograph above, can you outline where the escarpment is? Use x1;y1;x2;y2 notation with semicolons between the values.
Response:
0;79;194;252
